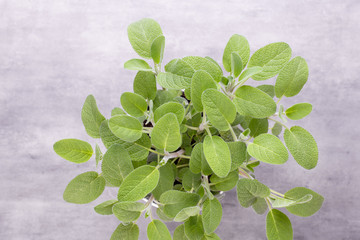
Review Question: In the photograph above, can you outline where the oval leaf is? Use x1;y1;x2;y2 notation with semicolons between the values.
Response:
174;206;201;222
285;187;324;217
231;52;243;77
152;163;175;200
108;115;143;142
157;72;192;90
110;223;139;240
124;58;153;71
154;102;185;123
113;201;145;222
210;171;238;192
249;118;269;137
53;139;93;163
191;70;218;112
173;224;189;240
183;56;223;82
94;200;118;215
147;220;172;240
236;178;270;208
266;209;293;240
284;126;318;169
227;141;247;171
223;34;250;72
120;92;148;117
285;103;312;120
133;71;157;100
159;190;200;218
81;95;106;138
238;66;263;83
184;216;204;240
190;143;213;175
151;35;165;64
202;198;222;234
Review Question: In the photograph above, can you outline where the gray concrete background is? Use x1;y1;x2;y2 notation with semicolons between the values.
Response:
1;0;359;239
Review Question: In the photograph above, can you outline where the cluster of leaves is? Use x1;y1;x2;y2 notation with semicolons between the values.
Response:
53;18;324;240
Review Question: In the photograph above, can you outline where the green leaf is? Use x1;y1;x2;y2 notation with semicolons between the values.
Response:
271;194;313;208
157;72;192;90
111;107;126;116
183;56;223;82
190;143;212;175
94;200;117;215
184;215;205;240
152;163;175;200
233;85;276;118
108;115;143;142
247;134;289;164
248;42;292;80
202;89;236;131
223;34;250;72
120;92;148;117
257;84;275;98
124;59;153;71
249;118;269;137
153;89;178;110
285;103;312;120
174;206;201;222
95;144;102;166
202;233;221;240
147;220;172;240
231;52;243;77
227;141;247;171
182;169;201;192
133;71;157;100
285;187;324;217
154;102;185;123
63;171;105;204
159;190;200;218
101;144;134;186
238;66;263;83
151;113;182;152
110;223;139;240
117;165;160;202
174;224;189;240
236;178;270;208
275;56;309;98
81;95;106;138
202;198;222;234
210;170;238;192
151;35;165;64
271;122;282;136
266;209;293;240
113;201;145;222
191;70;217;112
252;198;268;215
53;139;93;163
127;18;163;59
203;135;231;178
284;126;318;169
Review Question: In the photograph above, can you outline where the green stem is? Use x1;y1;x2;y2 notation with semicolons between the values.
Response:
270;189;285;198
185;124;199;131
265;197;272;210
179;155;191;159
176;164;189;168
228;123;238;142
268;117;289;130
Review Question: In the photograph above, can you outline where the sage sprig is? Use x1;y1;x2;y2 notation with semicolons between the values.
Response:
54;18;323;240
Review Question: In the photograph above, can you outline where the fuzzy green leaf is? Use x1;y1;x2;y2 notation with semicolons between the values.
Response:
63;171;105;204
182;169;201;192
95;144;102;166
271;194;313;208
248;42;292;80
160;190;200;218
127;18;163;59
101;144;134;186
124;59;153;71
210;170;238;192
157;72;192;90
233;85;276;118
151;113;182;152
133;71;157;100
120;92;148;117
249;118;269;137
238;66;263;83
285;187;324;217
275;56;309;98
147;220;172;240
151;35;165;64
202;89;236;131
117;165;160;202
257;84;275;98
284;126;318;169
236;178;270;208
183;56;223;82
247;134;289;165
266;209;293;240
94;200;118;215
191;70;218;112
223;34;250;72
227;141;247;171
231;52;243;77
110;223;139;240
174;224;189;240
184;216;204;240
154;102;185;123
272;122;283;136
203;135;231;178
285;103;312;120
202;198;222;234
111;107;126;116
252;198;268;215
108;115;143;142
152;163;175;200
190;143;213;175
81;95;105;138
174;206;201;222
113;201;145;222
53;139;93;164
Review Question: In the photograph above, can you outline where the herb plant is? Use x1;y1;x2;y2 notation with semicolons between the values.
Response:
53;18;323;240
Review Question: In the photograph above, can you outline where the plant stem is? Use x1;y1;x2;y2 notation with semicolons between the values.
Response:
228;123;238;142
179;155;191;159
268;117;289;130
265;197;272;210
176;164;189;168
185;124;199;131
270;189;285;198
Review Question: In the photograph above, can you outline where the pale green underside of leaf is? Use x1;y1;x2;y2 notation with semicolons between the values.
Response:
53;139;93;163
108;115;143;142
133;71;157;100
63;171;105;204
183;56;223;82
127;18;163;59
238;66;263;83
247;133;289;164
275;56;309;98
252;198;268;215
159;190;200;218
101;144;134;187
236;178;270;208
234;85;276;118
285;187;324;217
117;165;160;202
202;198;222;234
202;89;236;131
203;135;231;178
113;201;145;222
223;34;250;72
248;42;292;81
110;223;139;240
151;35;165;64
154;102;185;123
95;144;102;166
94;200;118;215
81;95;106;138
271;194;313;208
266;209;293;240
124;58;153;71
121;92;148;117
284;126;318;169
285;103;312;120
231;52;243;77
151;113;182;152
174;206;201;222
272;122;283;136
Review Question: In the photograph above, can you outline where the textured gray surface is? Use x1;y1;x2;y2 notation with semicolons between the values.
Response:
1;0;359;239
